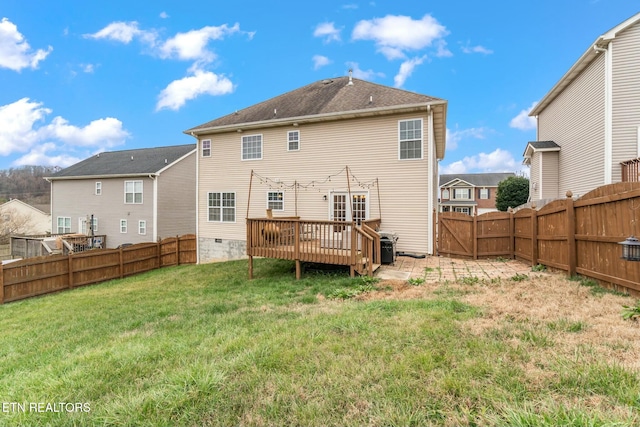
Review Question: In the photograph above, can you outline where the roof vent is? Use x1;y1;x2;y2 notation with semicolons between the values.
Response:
369;95;373;103
274;108;277;116
165;159;168;164
347;69;353;86
131;156;134;161
321;79;333;85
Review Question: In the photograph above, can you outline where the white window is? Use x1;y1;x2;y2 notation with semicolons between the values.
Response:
454;207;471;215
202;140;211;157
288;131;300;151
442;189;450;199
208;192;236;222
480;188;489;199
267;191;284;211
95;182;102;195
120;219;128;233
399;119;423;160
125;180;143;204
138;220;147;235
242;134;262;160
454;188;471;200
79;217;98;234
57;217;71;234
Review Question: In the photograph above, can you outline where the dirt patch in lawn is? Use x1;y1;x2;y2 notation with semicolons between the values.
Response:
359;273;640;371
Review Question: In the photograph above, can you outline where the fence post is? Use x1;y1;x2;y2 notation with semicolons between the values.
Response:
473;210;478;260
0;262;4;304
509;208;515;259
294;220;301;280
566;191;576;277
433;208;437;256
176;235;180;266
68;253;74;289
157;240;162;268
119;246;124;279
531;203;538;267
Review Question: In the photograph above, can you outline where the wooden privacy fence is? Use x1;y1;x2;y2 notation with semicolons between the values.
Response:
438;182;640;294
0;234;196;304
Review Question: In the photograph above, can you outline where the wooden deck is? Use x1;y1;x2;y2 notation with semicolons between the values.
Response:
246;217;381;279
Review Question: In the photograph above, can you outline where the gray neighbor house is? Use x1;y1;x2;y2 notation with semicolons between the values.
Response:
46;144;196;248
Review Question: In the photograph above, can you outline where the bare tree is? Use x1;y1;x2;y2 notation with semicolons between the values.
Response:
0;206;35;243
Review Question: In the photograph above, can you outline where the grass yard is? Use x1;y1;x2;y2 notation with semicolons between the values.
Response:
1;258;639;426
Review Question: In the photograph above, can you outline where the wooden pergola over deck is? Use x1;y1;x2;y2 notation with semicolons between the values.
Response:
246;217;381;279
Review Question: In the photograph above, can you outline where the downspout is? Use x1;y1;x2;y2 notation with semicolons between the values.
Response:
45;177;53;233
150;174;158;242
192;132;200;264
426;104;435;255
594;43;612;184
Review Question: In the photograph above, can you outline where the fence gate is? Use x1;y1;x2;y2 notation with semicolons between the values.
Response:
438;211;513;259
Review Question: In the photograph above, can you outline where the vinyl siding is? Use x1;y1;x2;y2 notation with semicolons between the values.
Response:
538;53;605;198
540;151;559;199
198;111;432;257
51;177;154;248
530;153;540;200
612;21;640;180
157;152;196;239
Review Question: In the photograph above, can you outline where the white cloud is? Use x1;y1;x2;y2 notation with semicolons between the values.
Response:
312;55;331;70
445;126;489;151
0;98;49;155
84;21;156;44
435;39;453;58
510;101;538;131
159;23;240;63
313;22;341;43
394;56;426;87
0;17;52;71
0;98;129;167
159;11;169;19
352;14;448;59
461;41;494;54
12;143;82;168
156;69;234;111
345;62;384;80
440;148;520;174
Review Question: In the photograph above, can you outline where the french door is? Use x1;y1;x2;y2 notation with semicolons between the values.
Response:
330;191;368;225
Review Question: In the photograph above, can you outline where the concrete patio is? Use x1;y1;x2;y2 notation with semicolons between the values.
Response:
376;255;535;282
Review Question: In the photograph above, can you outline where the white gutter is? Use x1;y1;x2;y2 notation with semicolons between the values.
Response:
427;105;435;255
150;174;158;242
195;138;200;264
602;42;613;184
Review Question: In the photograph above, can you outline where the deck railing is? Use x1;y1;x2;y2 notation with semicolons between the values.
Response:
621;158;640;182
246;217;382;279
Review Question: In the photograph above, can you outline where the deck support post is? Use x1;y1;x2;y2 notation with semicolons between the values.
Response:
295;260;301;280
248;255;253;279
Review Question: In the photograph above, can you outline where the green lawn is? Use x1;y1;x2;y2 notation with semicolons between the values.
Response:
0;259;638;426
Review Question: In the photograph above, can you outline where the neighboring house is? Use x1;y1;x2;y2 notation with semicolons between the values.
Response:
46;144;196;248
185;75;447;262
0;199;51;238
439;173;515;215
525;12;640;201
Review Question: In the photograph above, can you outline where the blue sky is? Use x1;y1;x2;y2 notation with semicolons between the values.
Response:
1;1;638;174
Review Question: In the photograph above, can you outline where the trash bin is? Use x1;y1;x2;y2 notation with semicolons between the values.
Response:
380;237;395;264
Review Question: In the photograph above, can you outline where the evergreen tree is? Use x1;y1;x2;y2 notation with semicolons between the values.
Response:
495;176;529;211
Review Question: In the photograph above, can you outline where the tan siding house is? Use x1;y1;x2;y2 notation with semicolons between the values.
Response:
46;145;196;248
0;199;51;237
186;76;447;262
525;12;640;199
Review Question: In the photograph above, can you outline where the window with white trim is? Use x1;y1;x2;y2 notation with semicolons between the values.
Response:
287;131;300;151
454;207;471;215
454;188;471;200
202;140;211;157
138;220;146;235
267;191;284;211
124;180;143;204
57;217;71;234
80;217;98;234
120;219;128;233
479;188;489;199
208;192;236;222
242;134;262;160
95;182;102;195
399;119;423;159
442;189;450;199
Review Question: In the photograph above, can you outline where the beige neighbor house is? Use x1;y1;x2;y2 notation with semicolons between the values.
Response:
186;75;447;262
439;173;515;215
0;199;51;238
46;144;196;248
524;12;640;201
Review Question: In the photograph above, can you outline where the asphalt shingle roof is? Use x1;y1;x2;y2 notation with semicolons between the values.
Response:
47;144;196;179
527;141;560;150
185;76;442;132
439;172;516;187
